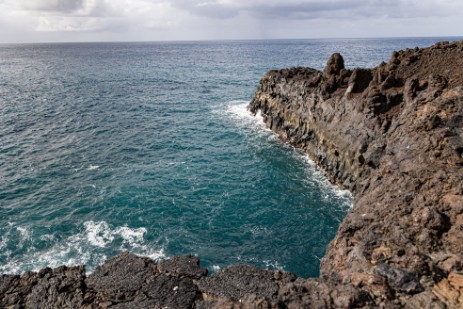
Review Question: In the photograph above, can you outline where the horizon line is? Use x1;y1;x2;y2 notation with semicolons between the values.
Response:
1;35;462;46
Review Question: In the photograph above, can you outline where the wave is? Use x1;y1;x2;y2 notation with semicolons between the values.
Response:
214;100;271;134
87;165;100;171
236;255;285;272
219;99;353;209
301;156;353;208
0;221;165;275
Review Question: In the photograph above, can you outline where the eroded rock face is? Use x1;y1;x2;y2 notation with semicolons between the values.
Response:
249;40;463;308
2;41;463;309
4;253;352;309
0;253;208;309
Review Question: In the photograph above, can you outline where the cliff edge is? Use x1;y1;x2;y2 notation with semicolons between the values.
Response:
249;40;463;308
2;41;463;308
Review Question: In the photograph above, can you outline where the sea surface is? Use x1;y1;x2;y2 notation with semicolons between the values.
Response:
1;37;460;278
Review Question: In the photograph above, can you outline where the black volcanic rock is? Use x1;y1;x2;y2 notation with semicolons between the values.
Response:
0;253;208;308
197;264;285;301
157;254;207;279
1;266;86;309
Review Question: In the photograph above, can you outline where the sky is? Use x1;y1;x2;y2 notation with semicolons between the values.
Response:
0;0;462;43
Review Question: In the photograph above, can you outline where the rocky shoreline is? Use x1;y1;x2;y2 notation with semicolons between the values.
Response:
248;40;463;308
2;41;463;308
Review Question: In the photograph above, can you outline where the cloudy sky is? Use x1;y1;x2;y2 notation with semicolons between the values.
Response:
0;0;462;43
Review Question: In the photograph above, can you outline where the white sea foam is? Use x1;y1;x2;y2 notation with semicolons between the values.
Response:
221;100;353;208
83;221;116;247
218;100;271;133
0;221;165;275
246;256;285;272
212;265;221;271
39;234;55;241
226;101;253;120
0;235;7;250
87;164;100;170
250;226;270;237
16;226;30;240
300;155;353;208
15;226;32;248
81;221;151;252
262;259;284;271
114;226;147;246
146;248;166;261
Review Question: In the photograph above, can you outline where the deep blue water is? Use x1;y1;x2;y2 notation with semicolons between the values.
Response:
1;37;460;278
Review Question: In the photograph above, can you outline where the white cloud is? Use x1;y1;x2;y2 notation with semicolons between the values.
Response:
0;0;182;35
0;0;462;42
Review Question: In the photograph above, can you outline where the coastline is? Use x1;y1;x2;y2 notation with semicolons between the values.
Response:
248;40;463;308
2;40;463;308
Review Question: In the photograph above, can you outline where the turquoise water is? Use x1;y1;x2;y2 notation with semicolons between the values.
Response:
0;37;459;278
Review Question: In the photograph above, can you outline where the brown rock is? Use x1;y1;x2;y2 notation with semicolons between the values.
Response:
324;53;345;77
449;273;463;288
249;40;463;307
432;276;463;308
371;246;393;265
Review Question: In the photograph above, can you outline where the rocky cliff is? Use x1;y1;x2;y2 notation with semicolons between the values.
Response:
249;40;463;308
2;41;463;308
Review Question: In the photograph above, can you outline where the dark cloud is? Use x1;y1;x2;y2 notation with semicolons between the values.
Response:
20;0;86;13
248;1;365;19
171;0;240;18
172;0;359;20
170;0;443;20
170;0;372;20
17;0;117;18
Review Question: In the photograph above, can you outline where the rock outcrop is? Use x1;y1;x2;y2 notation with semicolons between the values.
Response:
249;40;463;308
0;252;368;308
2;41;463;308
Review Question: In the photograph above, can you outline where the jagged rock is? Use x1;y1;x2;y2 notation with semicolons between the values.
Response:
348;68;373;94
157;254;208;279
324;52;345;76
84;252;203;308
141;274;198;308
0;266;86;309
374;264;423;294
197;265;282;301
85;251;157;297
249;40;463;308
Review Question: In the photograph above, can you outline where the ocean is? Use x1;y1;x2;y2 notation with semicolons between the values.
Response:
0;37;459;278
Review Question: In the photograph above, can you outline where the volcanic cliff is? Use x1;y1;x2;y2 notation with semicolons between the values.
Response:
248;40;463;308
1;41;463;308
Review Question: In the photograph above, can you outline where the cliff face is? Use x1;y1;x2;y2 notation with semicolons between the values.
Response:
249;40;463;307
2;41;463;309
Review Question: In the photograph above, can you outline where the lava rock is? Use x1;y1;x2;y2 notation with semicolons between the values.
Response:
197;265;280;301
157;254;208;279
374;263;423;294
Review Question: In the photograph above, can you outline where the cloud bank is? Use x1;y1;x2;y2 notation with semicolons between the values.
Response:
0;0;462;42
